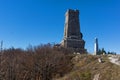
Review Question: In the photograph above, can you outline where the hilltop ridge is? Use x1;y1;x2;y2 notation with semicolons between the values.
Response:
0;44;120;80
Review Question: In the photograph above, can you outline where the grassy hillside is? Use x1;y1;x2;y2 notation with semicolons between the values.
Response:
0;44;120;80
56;54;120;80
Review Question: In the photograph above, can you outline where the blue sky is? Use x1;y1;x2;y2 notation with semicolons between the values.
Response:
0;0;120;54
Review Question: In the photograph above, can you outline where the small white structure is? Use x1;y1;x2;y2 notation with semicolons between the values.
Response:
103;52;105;55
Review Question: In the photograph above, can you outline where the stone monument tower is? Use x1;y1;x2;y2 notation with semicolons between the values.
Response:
61;9;86;53
94;38;98;55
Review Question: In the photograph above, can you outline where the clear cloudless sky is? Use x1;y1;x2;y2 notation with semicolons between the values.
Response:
0;0;120;54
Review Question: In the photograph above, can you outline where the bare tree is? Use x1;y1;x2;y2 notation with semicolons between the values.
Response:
0;44;73;80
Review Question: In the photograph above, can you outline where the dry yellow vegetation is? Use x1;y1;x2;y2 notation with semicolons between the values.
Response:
56;54;120;80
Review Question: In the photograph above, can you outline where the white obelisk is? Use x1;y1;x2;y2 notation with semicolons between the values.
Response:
94;38;98;55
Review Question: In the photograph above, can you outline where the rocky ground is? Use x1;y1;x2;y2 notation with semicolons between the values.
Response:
109;55;120;66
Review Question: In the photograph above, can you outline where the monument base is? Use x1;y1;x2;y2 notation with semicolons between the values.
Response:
61;38;87;54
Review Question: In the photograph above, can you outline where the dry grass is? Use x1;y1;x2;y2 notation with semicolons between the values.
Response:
56;54;120;80
1;46;120;80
